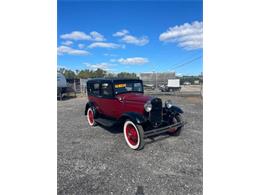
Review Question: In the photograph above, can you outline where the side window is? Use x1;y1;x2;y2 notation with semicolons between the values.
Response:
88;82;100;96
101;82;113;97
134;82;142;92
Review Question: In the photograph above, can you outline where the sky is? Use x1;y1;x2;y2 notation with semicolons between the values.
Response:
58;0;203;76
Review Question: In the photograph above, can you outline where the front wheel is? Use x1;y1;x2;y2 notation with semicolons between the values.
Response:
168;114;183;136
123;120;144;150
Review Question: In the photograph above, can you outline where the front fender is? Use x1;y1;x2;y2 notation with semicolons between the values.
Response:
169;106;183;114
119;112;146;125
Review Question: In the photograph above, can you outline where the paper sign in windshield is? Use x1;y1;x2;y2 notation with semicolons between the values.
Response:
115;84;126;88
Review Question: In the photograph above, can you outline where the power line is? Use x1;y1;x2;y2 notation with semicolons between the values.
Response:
169;55;202;70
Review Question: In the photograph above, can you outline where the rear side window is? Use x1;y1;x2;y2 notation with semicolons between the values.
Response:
88;82;100;96
101;82;113;97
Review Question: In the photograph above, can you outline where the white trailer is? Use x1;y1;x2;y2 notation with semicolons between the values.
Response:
160;79;181;92
57;72;67;88
57;72;68;100
168;79;180;88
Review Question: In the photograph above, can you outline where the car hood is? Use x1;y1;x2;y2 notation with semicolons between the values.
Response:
116;93;152;103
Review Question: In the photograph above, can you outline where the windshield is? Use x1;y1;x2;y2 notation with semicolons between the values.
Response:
114;81;143;95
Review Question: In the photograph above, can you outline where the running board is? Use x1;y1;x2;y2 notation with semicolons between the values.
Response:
144;121;187;138
95;118;116;127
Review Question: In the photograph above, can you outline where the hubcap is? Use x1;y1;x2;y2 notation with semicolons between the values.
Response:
126;124;138;146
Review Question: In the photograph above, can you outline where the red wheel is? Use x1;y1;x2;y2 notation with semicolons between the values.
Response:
168;114;183;136
123;120;144;150
87;107;96;126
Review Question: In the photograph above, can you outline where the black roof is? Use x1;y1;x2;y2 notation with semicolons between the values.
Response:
87;78;142;83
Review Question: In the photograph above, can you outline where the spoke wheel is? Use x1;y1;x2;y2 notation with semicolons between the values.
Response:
123;120;144;150
168;114;183;136
87;107;96;126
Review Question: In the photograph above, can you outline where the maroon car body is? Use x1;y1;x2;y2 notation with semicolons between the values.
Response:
88;92;150;119
85;78;184;150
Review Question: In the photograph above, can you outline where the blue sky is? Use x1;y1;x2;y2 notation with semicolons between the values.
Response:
58;0;203;76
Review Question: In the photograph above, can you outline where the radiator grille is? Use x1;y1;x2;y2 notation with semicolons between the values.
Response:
150;98;162;125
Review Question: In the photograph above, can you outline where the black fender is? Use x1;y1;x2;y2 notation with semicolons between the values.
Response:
169;106;183;114
119;112;146;125
84;101;95;115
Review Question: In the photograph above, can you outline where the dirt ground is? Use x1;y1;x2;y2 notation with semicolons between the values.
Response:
58;95;203;194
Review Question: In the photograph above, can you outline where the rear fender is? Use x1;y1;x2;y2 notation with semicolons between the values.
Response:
119;112;146;125
84;101;95;115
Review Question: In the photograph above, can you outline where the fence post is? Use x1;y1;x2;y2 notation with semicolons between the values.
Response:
73;80;76;91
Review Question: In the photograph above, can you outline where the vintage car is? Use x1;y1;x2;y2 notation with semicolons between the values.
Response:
85;78;185;150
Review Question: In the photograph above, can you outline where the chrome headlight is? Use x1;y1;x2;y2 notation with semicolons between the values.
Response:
144;101;152;112
165;99;173;109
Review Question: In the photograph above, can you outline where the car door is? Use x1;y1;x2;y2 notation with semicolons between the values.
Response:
87;81;102;113
99;81;122;119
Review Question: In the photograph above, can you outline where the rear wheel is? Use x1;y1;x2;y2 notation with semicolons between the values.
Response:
87;107;96;126
123;120;144;150
168;114;183;136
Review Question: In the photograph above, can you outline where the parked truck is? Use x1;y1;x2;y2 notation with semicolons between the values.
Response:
160;79;181;92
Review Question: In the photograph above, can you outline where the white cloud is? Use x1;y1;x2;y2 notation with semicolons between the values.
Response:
90;31;105;41
113;29;149;46
61;40;73;46
117;57;149;65
83;62;112;70
113;29;129;37
88;42;123;49
57;46;90;55
60;31;91;40
159;21;203;50
78;43;85;49
121;35;149;46
60;31;106;41
110;58;117;62
104;53;118;57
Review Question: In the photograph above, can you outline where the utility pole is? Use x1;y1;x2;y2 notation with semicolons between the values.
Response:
153;71;157;90
155;71;157;89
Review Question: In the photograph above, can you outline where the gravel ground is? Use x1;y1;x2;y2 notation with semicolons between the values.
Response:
58;95;203;195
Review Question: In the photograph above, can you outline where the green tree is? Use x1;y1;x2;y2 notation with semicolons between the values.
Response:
77;69;91;79
106;73;116;78
57;68;76;79
93;68;107;78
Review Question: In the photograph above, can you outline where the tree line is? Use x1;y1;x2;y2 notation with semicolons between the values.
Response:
58;68;138;79
179;75;203;85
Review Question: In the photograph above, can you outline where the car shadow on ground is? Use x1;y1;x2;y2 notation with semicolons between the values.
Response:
97;124;123;134
145;133;171;145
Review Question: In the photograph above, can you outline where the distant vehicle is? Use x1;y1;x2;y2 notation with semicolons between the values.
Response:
194;80;200;85
57;72;68;100
183;81;191;85
160;79;181;92
143;83;155;90
85;78;185;150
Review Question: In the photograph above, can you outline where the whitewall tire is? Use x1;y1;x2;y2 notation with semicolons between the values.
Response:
87;107;96;126
123;120;144;150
